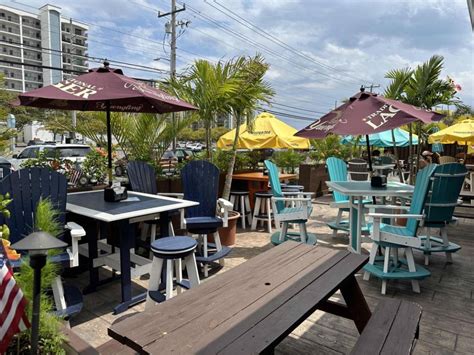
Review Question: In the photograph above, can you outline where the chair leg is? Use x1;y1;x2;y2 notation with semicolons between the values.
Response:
363;243;378;281
169;221;175;237
240;196;246;229
441;227;453;263
405;248;420;293
335;209;343;227
146;257;163;310
251;197;261;231
266;198;273;234
213;232;225;267
424;227;431;266
203;234;209;278
51;276;67;312
184;252;200;288
245;195;252;225
280;222;288;242
381;246;390;295
175;258;183;294
299;223;308;244
165;259;174;300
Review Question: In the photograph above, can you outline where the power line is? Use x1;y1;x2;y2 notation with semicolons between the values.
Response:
257;107;316;121
267;101;328;114
212;0;370;84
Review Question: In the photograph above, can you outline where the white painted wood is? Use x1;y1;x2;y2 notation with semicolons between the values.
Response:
405;248;420;293
244;195;252;225
203;235;208;278
185;253;200;288
51;276;67;312
266;198;273;234
166;259;174;300
240;195;246;229
363;244;378;281
251;197;261;230
145;257;163;310
175;258;183;294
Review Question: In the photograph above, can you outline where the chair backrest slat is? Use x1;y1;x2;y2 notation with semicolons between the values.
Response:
127;161;158;194
264;160;284;212
326;157;349;203
0;168;67;243
424;163;467;224
348;158;369;181
181;160;219;218
406;164;437;235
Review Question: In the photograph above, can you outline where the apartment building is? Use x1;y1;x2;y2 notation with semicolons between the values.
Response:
0;3;88;92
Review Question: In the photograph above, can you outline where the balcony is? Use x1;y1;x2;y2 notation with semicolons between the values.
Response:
0;28;20;37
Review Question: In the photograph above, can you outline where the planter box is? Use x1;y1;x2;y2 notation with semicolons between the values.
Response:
156;173;227;197
299;164;329;197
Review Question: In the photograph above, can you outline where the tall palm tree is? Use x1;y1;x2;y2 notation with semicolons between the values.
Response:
165;60;240;159
221;55;275;200
384;55;461;180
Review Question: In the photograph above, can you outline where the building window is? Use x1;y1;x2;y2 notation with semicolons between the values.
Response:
9;50;13;55
7;16;11;21
8;28;11;33
36;21;39;26
1;25;5;29
2;48;5;53
10;83;14;89
0;13;4;17
9;72;14;78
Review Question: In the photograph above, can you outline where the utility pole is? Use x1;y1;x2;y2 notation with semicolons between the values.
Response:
362;83;380;93
159;1;186;151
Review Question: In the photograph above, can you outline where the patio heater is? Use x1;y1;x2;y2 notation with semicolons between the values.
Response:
11;232;67;355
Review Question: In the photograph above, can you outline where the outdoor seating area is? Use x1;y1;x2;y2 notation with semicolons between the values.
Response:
0;2;472;353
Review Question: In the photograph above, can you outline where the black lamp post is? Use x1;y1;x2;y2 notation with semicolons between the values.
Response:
11;232;67;355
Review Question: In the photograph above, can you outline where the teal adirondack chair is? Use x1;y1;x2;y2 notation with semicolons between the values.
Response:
416;163;467;265
363;164;438;295
326;157;370;237
264;160;316;246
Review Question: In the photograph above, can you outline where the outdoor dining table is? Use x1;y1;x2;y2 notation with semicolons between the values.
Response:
66;190;198;314
232;171;298;207
326;181;414;254
108;242;371;354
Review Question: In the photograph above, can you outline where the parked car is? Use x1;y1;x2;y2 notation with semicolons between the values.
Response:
10;144;92;170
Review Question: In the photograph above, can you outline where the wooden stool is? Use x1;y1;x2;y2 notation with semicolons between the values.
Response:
146;236;200;310
229;190;252;229
251;191;274;233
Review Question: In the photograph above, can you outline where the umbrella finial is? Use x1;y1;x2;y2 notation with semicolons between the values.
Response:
103;59;110;68
360;85;365;92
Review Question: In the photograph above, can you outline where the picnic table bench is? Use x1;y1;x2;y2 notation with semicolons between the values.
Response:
107;242;421;354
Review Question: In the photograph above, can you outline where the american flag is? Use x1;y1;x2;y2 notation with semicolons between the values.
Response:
69;168;83;186
0;245;30;353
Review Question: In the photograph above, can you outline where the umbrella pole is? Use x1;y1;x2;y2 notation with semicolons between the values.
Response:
106;101;113;186
366;135;373;172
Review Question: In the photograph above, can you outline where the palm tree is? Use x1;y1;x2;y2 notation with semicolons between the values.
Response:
221;55;275;200
384;55;461;181
165;60;240;159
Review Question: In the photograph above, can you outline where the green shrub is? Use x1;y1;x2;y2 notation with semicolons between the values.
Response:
309;136;352;162
272;150;305;173
82;149;107;184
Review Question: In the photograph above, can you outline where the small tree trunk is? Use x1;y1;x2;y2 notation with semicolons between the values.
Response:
205;120;211;160
408;123;414;184
222;112;241;201
391;129;403;183
415;122;422;178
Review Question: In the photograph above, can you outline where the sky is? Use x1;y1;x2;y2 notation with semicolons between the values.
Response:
3;0;474;129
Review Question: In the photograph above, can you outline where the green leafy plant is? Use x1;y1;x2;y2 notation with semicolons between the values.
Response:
0;193;11;239
309;136;352;163
81;149;108;184
21;151;75;179
8;198;66;354
272;150;306;173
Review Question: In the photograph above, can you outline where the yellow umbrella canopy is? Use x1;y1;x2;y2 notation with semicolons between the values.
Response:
217;112;310;150
428;119;474;145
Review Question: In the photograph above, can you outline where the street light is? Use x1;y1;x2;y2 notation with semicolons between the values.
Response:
11;232;67;355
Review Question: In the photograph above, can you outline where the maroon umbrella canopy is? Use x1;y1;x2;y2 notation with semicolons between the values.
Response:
16;65;196;113
15;63;196;187
295;90;444;139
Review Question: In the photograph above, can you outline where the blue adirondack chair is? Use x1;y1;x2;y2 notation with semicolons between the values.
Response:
127;161;180;254
0;168;86;317
363;164;438;295
415;163;467;265
264;160;316;246
180;160;233;277
326;157;371;237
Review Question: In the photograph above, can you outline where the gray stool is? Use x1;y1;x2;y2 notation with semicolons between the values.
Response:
146;236;200;309
229;190;252;229
251;190;274;233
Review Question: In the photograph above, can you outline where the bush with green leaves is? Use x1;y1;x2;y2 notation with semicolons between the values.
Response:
309;136;353;163
82;149;107;184
0;193;11;239
271;150;306;173
8;198;66;354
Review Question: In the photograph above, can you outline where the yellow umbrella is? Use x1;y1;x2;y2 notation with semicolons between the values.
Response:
217;112;310;150
428;119;474;145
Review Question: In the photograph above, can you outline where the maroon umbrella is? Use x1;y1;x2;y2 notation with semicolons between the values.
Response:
295;89;444;170
15;62;197;184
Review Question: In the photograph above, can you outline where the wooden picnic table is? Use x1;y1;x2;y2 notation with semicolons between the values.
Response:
108;242;371;354
232;171;298;207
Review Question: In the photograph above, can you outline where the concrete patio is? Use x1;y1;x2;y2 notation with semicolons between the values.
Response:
67;195;474;354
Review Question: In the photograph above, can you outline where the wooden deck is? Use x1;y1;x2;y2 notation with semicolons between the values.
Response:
67;195;474;354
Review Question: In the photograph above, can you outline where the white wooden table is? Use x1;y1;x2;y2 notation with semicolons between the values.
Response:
66;190;198;313
326;181;414;254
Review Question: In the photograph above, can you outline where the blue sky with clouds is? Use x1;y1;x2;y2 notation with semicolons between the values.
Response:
4;0;474;129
